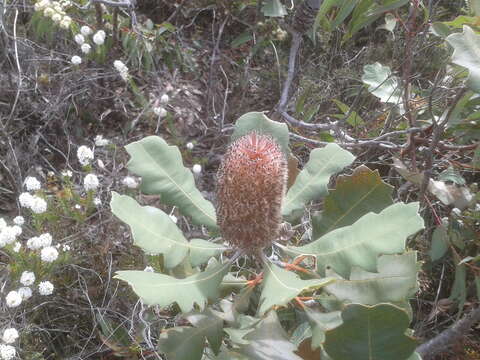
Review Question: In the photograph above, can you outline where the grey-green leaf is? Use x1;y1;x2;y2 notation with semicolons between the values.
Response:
288;202;424;278
324;304;417;360
282;144;355;219
238;311;303;360
258;261;335;315
125;136;217;229
188;238;228;268
325;252;419;305
362;62;403;104
185;309;224;355
110;192;188;268
304;308;342;349
428;225;449;261
232;112;290;156
446;25;480;93
157;327;206;360
261;0;288;17
312;165;394;239
115;259;230;312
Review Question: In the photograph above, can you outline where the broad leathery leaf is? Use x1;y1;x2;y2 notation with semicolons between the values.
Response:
232;112;290;156
157;327;205;360
110;193;187;268
238;311;303;360
325;252;418;305
258;261;335;315
324;304;417;360
184;309;224;355
304;308;342;349
282;144;355;219
428;225;449;261
125;136;217;230
288;202;424;278
110;194;226;268
312;165;393;239
188;238;228;268
115;259;230;313
261;0;287;17
362;62;403;104
446;25;480;93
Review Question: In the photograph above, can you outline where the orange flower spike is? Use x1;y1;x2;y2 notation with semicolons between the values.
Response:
216;132;287;253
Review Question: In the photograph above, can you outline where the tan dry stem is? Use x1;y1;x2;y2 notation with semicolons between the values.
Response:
216;132;287;253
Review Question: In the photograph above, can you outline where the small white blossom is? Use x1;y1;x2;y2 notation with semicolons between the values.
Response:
77;145;94;166
81;43;91;54
52;12;62;23
153;107;167;117
186;142;194;150
27;237;42;250
61;169;72;178
84;174;99;191
38;281;54;295
19;192;34;208
59;15;71;29
452;207;461;216
41;246;59;262
169;214;177;224
24;176;41;191
74;33;85;45
62;244;71;251
74;204;81;210
12;242;21;252
0;344;16;360
11;225;22;236
5;291;22;308
80;25;92;36
94;134;109;147
13;216;24;226
43;7;54;17
30;196;47;214
71;55;82;65
35;0;50;11
93;197;102;206
160;94;169;104
192;164;202;174
97;159;105;169
93;30;105;45
20;271;35;286
0;227;18;245
122;176;138;189
18;287;32;300
144;266;154;272
2;328;19;344
113;60;128;73
0;218;6;230
38;233;52;248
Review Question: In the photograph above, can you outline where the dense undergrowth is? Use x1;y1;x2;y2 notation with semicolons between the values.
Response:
0;0;479;359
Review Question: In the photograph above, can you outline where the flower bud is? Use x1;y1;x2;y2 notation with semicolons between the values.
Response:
216;132;287;252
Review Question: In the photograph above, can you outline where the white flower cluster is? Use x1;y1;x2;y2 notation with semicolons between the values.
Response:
0;344;16;360
27;232;52;250
192;164;202;175
113;60;129;81
153;93;170;118
77;145;94;166
69;25;100;65
24;176;41;191
19;192;47;214
2;328;19;344
93;30;106;45
122;176;138;189
84;174;99;191
38;281;54;296
34;0;72;29
94;134;110;147
0;218;22;248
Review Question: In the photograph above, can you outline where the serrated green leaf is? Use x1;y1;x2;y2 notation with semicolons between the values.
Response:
115;259;230;312
258;261;334;315
304;308;342;349
362;62;403;104
157;327;205;360
125;136;217;229
185;309;224;355
110;193;226;268
238;311;303;360
324;304;417;360
312;165;394;239
288;202;424;278
261;0;288;17
232;112;290;156
428;225;449;261
446;25;480;93
325;252;418;305
282;144;355;219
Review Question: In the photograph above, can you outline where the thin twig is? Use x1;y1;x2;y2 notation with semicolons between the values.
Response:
278;32;302;111
416;306;480;359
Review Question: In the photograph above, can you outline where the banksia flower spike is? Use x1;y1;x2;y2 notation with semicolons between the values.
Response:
216;132;287;253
